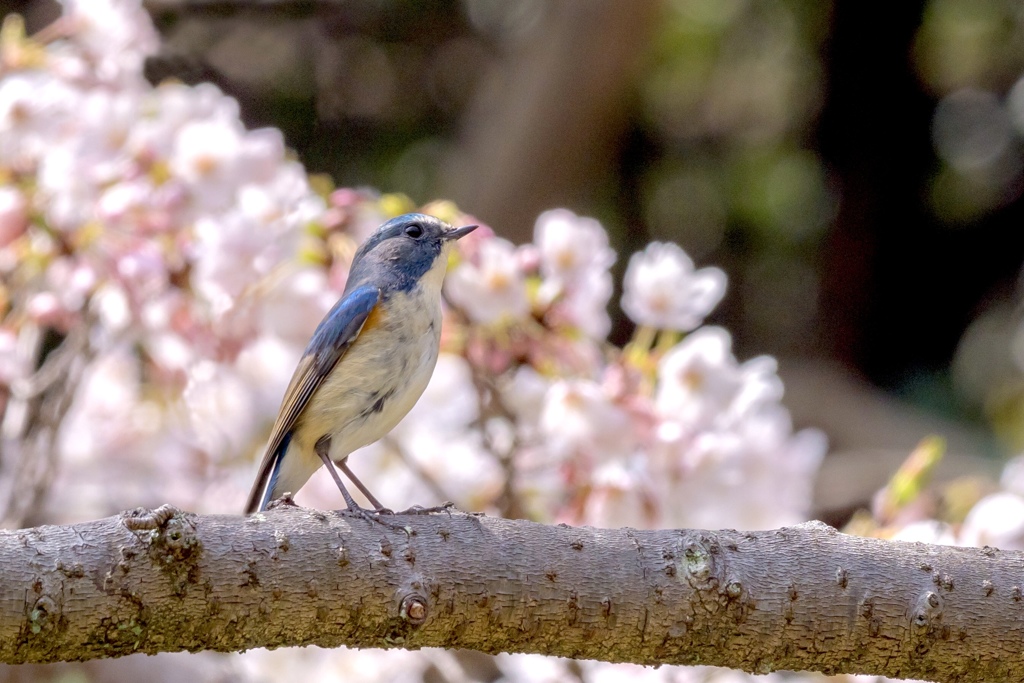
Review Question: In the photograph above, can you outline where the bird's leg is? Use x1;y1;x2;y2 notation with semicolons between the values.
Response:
338;460;391;513
316;436;407;532
315;436;363;512
338;455;460;516
338;457;458;516
315;437;456;519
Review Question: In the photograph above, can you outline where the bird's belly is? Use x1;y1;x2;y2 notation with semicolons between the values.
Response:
296;292;441;461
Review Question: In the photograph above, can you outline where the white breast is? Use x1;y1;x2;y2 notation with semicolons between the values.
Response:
297;284;443;463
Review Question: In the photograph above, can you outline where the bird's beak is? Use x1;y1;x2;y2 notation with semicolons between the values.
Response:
444;224;478;240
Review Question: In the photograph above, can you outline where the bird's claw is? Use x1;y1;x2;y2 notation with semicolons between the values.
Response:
335;501;459;532
339;505;411;534
393;501;457;516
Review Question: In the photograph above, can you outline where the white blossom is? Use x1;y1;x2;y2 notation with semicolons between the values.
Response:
445;237;530;324
555;268;613;339
0;73;77;166
59;349;146;463
170;119;247;211
651;327;825;530
960;492;1024;550
234;335;303;419
53;347;177;519
190;191;302;316
257;268;337;346
582;461;653;529
654;410;825;531
532;209;616;339
533;208;615;284
0;329;26;386
502;365;552;427
891;520;958;546
655;327;743;430
539;379;637;463
727;355;786;424
58;0;159;83
999;454;1024;497
126;82;240;161
621;241;726;331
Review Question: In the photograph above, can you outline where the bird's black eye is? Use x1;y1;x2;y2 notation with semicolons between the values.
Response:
404;224;423;239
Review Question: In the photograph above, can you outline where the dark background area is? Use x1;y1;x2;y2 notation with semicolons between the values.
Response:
6;0;1024;512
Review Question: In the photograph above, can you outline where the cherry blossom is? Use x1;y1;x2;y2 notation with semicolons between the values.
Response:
655;326;743;430
959;492;1024;550
0;186;27;246
445;236;530;324
534;208;615;284
539;378;638;464
622;241;727;331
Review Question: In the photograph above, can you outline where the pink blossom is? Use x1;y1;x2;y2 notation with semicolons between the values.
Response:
0;186;28;247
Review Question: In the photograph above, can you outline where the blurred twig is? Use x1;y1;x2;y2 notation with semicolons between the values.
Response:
0;322;90;529
442;292;526;518
379;435;454;506
466;355;524;520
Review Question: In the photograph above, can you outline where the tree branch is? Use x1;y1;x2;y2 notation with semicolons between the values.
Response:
1;504;1020;681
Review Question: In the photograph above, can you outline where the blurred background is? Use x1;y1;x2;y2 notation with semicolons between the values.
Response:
2;0;1023;518
3;0;1024;680
7;0;1018;519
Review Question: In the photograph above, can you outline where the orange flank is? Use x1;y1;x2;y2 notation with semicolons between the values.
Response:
360;302;385;334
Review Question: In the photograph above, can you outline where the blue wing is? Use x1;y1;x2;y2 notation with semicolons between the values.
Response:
244;285;381;513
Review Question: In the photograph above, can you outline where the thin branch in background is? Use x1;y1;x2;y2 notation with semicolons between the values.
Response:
379;435;454;507
9;323;86;401
466;354;524;520
0;322;91;529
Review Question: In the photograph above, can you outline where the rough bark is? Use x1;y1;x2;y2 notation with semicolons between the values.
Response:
0;504;1021;682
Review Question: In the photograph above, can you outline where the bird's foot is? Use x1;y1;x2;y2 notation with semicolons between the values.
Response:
340;504;412;534
393;501;458;516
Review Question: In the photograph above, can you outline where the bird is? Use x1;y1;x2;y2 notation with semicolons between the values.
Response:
244;212;477;516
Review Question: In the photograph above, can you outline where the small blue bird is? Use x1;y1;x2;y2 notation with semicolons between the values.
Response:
244;213;477;515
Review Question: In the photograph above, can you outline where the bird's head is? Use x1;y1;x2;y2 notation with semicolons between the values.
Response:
345;213;477;295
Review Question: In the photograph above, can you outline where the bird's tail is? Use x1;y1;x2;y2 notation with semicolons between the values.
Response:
243;433;291;514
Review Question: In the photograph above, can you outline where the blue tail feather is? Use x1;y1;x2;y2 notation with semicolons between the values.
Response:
258;431;292;512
